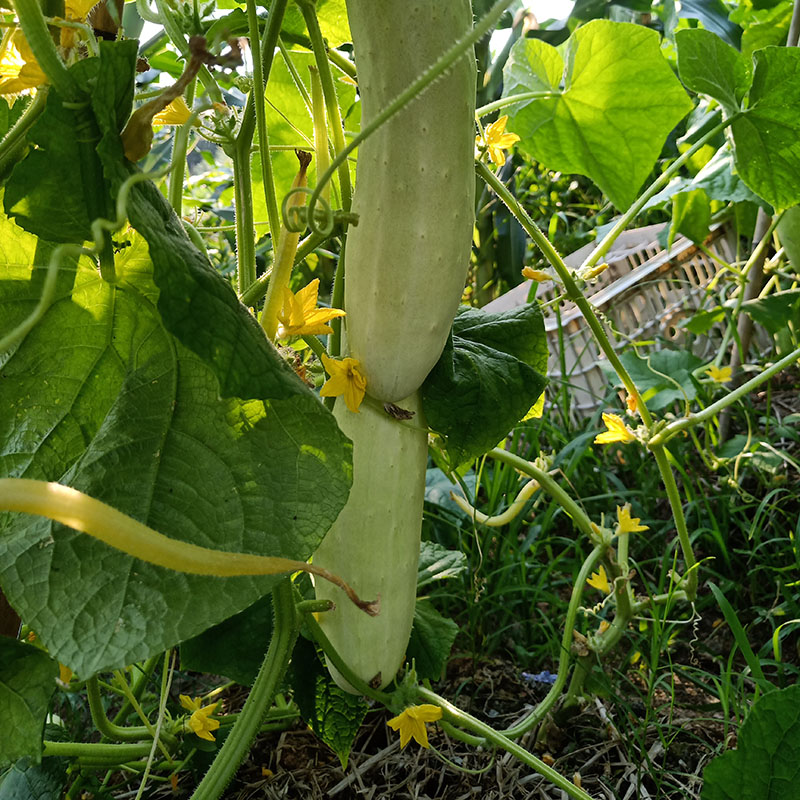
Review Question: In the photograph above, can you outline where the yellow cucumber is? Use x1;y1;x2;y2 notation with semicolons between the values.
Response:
313;393;428;692
343;0;477;402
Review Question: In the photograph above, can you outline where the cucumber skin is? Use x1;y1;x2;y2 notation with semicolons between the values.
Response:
344;0;477;403
313;394;428;692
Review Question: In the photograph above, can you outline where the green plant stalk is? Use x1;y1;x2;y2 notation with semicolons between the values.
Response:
86;675;160;743
476;91;557;117
231;140;257;294
246;0;280;238
488;448;596;540
0;86;48;175
239;231;327;306
416;688;595;800
12;0;76;99
329;236;346;361
190;580;298;800
303;0;515;231
309;65;331;204
476;162;652;424
649;345;800;446
237;0;289;150
168;78;195;215
297;0;352;212
304;608;393;705
301;333;327;359
581;115;736;272
113;655;160;725
502;543;605;738
43;740;155;762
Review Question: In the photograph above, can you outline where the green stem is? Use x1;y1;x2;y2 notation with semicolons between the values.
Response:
237;0;289;150
308;65;330;204
304;0;515;231
416;688;595;800
246;0;281;239
12;0;77;100
476;161;652;425
329;236;346;359
487;448;596;540
43;741;154;762
651;445;697;600
649;345;800;446
502;544;605;738
231;140;257;294
581;115;736;271
301;333;327;359
86;677;156;743
112;656;159;725
297;0;352;211
190;580;298;800
0;86;48;176
476;91;556;118
168;78;195;215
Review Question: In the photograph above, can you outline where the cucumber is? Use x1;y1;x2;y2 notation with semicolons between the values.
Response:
313;393;428;692
343;0;476;402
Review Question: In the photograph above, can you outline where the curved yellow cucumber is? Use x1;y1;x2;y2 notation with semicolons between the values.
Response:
343;0;477;402
313;393;428;692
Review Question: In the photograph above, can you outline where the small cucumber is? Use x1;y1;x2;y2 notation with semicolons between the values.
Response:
343;0;476;402
313;393;428;692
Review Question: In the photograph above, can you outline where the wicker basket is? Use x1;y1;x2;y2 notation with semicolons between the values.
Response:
484;223;738;418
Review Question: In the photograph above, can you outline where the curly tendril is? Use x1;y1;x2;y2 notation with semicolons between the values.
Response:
282;185;334;236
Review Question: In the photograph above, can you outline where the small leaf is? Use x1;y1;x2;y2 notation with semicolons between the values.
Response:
742;290;800;335
670;189;711;245
675;28;750;115
701;685;800;800
417;541;468;590
503;20;692;210
731;47;800;211
406;600;459;683
422;304;547;465
0;639;58;769
290;637;367;769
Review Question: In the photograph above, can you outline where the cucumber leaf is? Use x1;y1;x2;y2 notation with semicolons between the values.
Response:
741;290;800;334
290;636;367;770
406;600;459;683
0;639;57;770
0;757;65;800
417;541;468;589
701;684;800;800
0;220;351;677
503;20;692;210
422;303;547;466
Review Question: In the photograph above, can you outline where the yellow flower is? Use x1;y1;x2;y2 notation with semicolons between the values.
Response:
152;96;194;126
179;694;220;742
320;354;367;413
0;32;47;100
594;413;636;445
58;663;74;685
60;0;100;49
276;279;346;339
616;504;648;534
625;393;638;415
477;114;520;166
387;704;442;748
706;364;732;383
586;564;611;594
521;267;551;282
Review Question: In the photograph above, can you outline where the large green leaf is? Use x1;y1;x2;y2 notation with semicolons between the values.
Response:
701;684;800;800
503;20;692;210
406;600;458;683
742;290;800;334
422;303;547;465
675;28;750;116
730;47;800;212
0;757;64;800
282;0;351;48
0;639;57;769
0;219;351;677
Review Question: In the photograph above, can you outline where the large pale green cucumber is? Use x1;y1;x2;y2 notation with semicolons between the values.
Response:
313;393;428;692
343;0;477;402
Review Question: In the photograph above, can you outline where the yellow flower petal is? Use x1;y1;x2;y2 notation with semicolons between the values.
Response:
616;504;648;533
320;355;366;413
521;267;550;282
387;705;442;749
181;696;220;741
478;114;520;167
586;565;610;594
276;279;346;338
153;95;193;126
0;34;47;98
705;364;732;383
594;413;636;444
179;694;202;712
